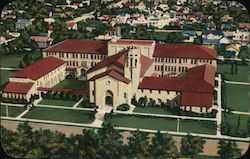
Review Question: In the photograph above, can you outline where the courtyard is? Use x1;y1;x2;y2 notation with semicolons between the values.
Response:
53;78;88;90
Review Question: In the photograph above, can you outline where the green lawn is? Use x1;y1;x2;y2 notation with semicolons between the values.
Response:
0;70;16;86
223;84;250;112
1;106;26;117
53;78;87;90
179;119;217;135
222;112;249;132
0;54;24;68
217;64;249;82
133;107;173;115
23;107;95;123
107;114;177;131
38;99;76;107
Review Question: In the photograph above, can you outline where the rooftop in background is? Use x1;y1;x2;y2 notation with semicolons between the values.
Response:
153;44;217;59
3;82;34;94
44;40;108;54
11;57;65;80
31;36;51;42
109;39;154;45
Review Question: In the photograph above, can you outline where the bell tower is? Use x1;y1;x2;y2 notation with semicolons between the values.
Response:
124;46;141;93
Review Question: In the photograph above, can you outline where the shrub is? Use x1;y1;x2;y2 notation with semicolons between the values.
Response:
117;104;130;111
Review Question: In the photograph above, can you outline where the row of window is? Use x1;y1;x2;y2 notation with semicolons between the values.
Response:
47;52;106;60
154;65;188;72
155;58;188;64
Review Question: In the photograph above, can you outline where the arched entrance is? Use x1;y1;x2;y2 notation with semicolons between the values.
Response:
105;90;113;106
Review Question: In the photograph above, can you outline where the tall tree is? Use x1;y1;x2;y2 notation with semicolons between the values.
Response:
127;130;150;159
149;132;178;158
180;134;205;159
217;139;241;159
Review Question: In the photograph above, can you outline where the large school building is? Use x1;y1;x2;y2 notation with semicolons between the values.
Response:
3;39;217;113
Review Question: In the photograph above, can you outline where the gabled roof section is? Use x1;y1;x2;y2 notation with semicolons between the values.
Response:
140;55;154;77
44;39;108;54
139;64;215;93
11;57;65;80
3;82;34;94
153;44;217;59
181;92;213;108
89;70;130;84
87;51;126;73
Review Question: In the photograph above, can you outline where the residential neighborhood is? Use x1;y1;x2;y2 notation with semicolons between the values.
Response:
0;0;249;158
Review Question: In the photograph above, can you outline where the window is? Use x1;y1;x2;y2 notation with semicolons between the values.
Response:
141;89;144;93
92;90;95;96
150;90;152;93
158;90;161;94
179;59;181;64
167;91;169;94
124;93;127;98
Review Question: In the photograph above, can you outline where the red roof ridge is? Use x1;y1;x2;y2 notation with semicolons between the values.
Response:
3;82;34;94
11;57;65;80
87;50;127;73
89;69;130;84
154;43;217;59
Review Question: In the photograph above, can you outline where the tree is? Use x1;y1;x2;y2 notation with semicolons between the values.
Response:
149;132;178;158
180;134;205;158
97;123;125;159
217;139;241;159
236;116;241;135
127;130;150;158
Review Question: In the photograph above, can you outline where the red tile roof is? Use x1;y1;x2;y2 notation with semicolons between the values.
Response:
140;55;154;77
87;49;154;77
11;57;65;80
31;36;50;42
3;82;34;94
89;70;130;84
87;51;126;73
181;92;213;107
44;40;108;54
139;65;214;93
110;39;154;45
154;44;217;59
139;65;215;107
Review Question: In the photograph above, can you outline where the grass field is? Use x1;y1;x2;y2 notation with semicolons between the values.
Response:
217;64;249;82
1;106;26;117
53;78;87;90
133;107;173;115
23;107;95;123
38;99;76;107
0;70;16;86
179;119;217;135
107;114;216;134
222;113;249;132
223;84;250;112
0;54;24;68
107;114;177;131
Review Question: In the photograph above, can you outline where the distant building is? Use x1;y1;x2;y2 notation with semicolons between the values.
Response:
15;19;32;30
31;36;53;48
202;30;224;45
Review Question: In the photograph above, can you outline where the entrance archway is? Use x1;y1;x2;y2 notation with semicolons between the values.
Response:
105;90;113;106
